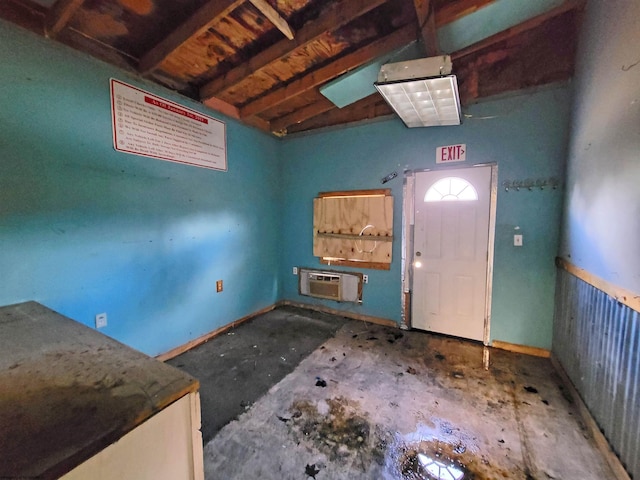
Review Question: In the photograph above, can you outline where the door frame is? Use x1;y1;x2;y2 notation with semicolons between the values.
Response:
401;163;498;345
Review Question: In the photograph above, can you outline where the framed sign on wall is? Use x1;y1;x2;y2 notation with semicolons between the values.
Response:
111;79;227;171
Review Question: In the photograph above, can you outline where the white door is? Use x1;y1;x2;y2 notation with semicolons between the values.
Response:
411;166;492;342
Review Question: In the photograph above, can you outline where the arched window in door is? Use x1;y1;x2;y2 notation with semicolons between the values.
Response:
424;177;478;202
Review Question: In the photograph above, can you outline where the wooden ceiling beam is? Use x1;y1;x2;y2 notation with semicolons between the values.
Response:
45;0;85;38
452;0;585;61
58;27;138;71
434;0;495;27
0;0;46;34
202;97;271;132
270;97;336;133
200;0;388;100
284;0;581;134
415;0;501;55
248;0;293;40
286;92;393;135
203;97;242;120
413;0;439;56
200;0;493;101
454;7;580;104
138;0;245;74
239;23;416;119
243;115;272;133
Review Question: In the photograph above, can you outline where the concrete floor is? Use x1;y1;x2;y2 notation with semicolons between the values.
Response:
168;306;348;442
174;307;616;479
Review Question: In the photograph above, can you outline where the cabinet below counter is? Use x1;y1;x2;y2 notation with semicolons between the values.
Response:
0;301;203;480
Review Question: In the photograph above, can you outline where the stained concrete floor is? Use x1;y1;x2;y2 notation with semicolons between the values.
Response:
167;306;348;442
172;307;616;479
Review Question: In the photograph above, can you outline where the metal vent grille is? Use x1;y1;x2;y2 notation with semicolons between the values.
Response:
308;273;341;300
298;269;362;303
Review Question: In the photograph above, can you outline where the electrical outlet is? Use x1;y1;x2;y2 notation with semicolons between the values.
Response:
95;312;107;329
292;267;298;275
514;234;523;247
216;279;223;292
363;274;369;284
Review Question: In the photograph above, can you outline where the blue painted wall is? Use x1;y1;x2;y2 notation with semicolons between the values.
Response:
280;85;572;349
0;16;576;355
559;0;640;294
0;21;280;356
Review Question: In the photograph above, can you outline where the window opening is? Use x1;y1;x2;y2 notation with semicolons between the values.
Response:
424;177;477;202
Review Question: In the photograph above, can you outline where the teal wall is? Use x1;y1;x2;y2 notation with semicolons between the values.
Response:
280;85;572;349
0;21;280;356
1;17;576;355
559;0;640;294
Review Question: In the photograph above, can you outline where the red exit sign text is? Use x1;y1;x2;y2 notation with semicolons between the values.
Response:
436;144;466;164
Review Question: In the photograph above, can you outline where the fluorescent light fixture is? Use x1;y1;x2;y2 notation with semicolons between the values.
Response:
374;56;462;128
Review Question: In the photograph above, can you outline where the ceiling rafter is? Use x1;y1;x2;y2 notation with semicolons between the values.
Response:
0;0;46;34
434;0;495;27
60;27;139;71
264;0;497;132
413;0;438;56
452;0;585;61
138;0;245;74
203;96;242;119
45;0;85;38
270;96;335;133
199;0;388;100
287;92;393;135
239;23;416;119
0;0;584;136
247;0;294;40
203;96;272;131
284;1;582;135
455;9;580;104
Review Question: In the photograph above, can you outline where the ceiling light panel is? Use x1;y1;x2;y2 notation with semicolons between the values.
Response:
375;75;461;127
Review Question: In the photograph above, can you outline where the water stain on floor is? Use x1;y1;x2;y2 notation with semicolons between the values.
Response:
384;427;522;480
282;397;515;479
283;396;390;468
395;444;471;480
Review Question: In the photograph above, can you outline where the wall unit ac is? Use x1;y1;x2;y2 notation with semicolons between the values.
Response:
299;268;362;303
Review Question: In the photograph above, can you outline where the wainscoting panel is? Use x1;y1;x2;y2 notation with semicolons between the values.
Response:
554;268;639;478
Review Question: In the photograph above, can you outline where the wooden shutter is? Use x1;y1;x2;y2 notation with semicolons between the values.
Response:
313;189;393;269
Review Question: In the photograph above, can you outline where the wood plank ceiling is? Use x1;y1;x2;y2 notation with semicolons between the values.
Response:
1;0;584;136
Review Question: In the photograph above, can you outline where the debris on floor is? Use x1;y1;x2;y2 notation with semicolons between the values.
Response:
305;463;320;479
284;396;387;466
202;320;617;480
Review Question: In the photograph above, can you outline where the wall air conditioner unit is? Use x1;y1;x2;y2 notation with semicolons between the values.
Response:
299;269;362;303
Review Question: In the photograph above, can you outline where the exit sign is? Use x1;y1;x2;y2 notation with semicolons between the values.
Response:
436;144;466;164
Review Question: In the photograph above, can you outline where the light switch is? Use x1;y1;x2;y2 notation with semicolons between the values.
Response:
514;234;523;247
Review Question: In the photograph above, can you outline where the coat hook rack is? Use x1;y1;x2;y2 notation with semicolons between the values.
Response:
502;177;560;192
